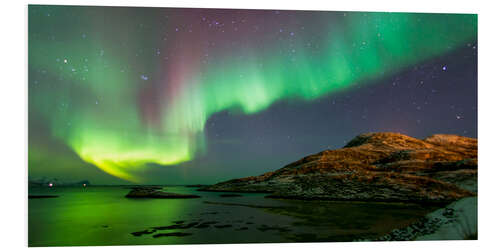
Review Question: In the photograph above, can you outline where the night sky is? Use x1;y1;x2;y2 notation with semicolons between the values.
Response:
28;5;477;185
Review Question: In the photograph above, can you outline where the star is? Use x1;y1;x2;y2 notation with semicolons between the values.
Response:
442;65;447;71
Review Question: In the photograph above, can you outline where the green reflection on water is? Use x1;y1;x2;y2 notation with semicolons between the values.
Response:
29;186;439;246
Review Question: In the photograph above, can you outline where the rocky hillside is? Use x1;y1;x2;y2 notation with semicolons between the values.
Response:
200;132;477;204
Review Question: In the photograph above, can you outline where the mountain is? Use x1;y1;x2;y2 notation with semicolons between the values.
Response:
200;132;477;204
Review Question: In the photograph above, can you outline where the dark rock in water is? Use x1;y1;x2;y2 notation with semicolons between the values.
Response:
194;221;218;228
125;187;200;199
194;224;210;229
200;132;477;204
131;229;156;236
185;184;208;188
214;224;232;229
181;222;199;229
202;221;219;225
28;195;59;199
152;232;192;238
219;194;243;197
257;225;292;232
153;222;198;230
442;208;455;218
200;211;218;215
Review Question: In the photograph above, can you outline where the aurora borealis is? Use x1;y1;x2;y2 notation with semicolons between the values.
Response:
28;5;477;184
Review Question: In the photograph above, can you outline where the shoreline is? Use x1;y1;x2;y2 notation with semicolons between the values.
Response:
360;196;478;241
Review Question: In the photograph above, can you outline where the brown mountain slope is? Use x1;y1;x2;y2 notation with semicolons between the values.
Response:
200;132;477;204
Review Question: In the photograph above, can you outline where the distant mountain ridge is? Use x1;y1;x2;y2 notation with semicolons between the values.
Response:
200;132;477;204
28;178;90;187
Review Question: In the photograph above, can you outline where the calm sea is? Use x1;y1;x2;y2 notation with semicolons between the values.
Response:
28;186;436;246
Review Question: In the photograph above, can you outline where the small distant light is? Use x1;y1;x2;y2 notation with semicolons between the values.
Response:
442;66;447;71
48;183;53;187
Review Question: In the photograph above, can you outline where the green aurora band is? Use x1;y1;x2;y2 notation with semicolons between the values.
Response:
29;8;477;182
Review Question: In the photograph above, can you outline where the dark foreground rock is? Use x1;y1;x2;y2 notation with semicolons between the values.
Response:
200;132;477;204
152;222;199;230
152;232;192;238
125;187;200;199
214;224;232;229
131;229;156;236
